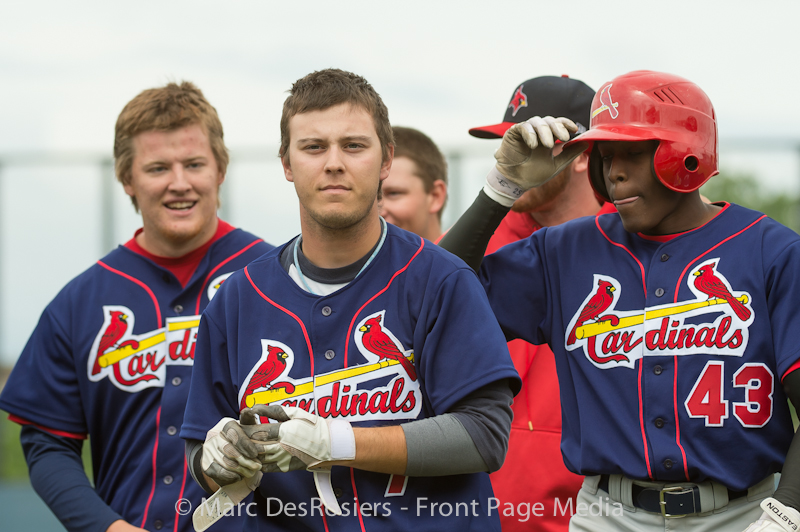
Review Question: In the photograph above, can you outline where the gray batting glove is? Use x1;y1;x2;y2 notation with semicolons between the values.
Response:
240;404;355;473
485;116;588;206
201;417;262;486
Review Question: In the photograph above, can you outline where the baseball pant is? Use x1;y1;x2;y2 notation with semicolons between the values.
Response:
569;474;774;531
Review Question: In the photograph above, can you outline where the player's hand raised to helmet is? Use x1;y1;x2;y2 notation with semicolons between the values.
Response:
490;116;587;196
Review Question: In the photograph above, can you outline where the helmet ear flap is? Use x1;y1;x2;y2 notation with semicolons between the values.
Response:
588;143;611;202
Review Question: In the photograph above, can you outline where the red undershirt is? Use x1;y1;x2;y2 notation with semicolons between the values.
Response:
636;202;729;242
124;219;234;287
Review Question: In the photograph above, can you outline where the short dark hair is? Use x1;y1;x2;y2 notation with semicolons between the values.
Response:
279;69;393;163
392;126;448;219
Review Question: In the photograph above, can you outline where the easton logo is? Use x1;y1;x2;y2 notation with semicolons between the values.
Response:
240;311;422;421
508;85;528;117
565;259;754;369
591;84;619;119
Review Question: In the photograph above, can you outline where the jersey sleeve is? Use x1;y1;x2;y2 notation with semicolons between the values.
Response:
478;230;551;346
413;266;521;414
763;236;800;379
0;301;87;435
180;300;240;441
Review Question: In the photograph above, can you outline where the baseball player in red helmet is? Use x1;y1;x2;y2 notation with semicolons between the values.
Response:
0;82;273;532
441;70;800;530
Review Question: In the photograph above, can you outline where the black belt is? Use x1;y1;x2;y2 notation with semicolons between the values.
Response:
598;475;748;517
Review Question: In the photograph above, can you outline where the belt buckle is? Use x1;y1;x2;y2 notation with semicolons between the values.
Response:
659;485;694;518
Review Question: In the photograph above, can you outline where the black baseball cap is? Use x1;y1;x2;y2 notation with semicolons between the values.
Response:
469;75;595;139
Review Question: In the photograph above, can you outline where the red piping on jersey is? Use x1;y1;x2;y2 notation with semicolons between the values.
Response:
672;214;767;300
194;239;264;314
140;406;161;528
343;238;425;368
673;356;691;481
351;468;367;532
666;212;766;480
245;266;315;376
97;261;162;326
8;414;87;439
636;359;653;479
594;216;646;294
597;214;652;477
783;359;800;381
174;455;189;532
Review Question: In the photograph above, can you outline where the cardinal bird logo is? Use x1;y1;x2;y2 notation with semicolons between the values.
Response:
567;280;616;345
92;310;139;375
592;84;619;119
693;262;751;321
508;85;528;117
359;315;417;381
241;345;295;410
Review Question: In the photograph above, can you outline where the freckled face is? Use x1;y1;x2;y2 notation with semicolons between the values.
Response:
124;124;223;253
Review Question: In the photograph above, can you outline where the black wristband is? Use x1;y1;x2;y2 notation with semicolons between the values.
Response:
774;370;800;509
438;190;511;272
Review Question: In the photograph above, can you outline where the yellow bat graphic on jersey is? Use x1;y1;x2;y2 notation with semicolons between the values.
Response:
97;319;198;368
575;295;749;340
244;354;414;407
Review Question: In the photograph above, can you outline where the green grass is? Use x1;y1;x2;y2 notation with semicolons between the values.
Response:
1;413;93;482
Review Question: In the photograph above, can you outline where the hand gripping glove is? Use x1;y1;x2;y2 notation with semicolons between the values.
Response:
743;498;800;532
240;404;356;515
201;417;262;486
485;115;588;206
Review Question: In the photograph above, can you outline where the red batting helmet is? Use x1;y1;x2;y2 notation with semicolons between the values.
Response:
565;70;718;202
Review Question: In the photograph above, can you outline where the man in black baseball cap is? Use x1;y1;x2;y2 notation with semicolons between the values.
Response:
467;75;614;532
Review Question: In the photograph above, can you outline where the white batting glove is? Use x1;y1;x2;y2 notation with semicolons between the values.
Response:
240;404;355;516
485;116;588;206
201;417;262;486
742;498;800;531
240;404;356;472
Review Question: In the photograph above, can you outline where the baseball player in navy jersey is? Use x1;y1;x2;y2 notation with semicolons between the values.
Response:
180;68;521;532
0;82;273;532
440;70;800;531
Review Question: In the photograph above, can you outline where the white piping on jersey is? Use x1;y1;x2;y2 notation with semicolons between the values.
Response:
292;217;388;296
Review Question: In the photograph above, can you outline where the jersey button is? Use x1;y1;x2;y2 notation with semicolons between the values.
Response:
661;254;670;262
334;487;344;498
172;377;182;386
655;288;665;297
322;306;332;316
167;426;177;436
653;365;663;375
663;459;674;469
654;418;665;429
163;475;174;485
174;304;183;314
154;520;163;530
325;350;335;360
162;274;171;283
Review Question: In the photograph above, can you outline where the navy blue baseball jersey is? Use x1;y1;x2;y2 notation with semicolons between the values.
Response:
0;226;271;532
479;203;800;491
181;224;520;532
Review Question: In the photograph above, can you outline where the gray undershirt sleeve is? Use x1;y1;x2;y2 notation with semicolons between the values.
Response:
402;378;514;476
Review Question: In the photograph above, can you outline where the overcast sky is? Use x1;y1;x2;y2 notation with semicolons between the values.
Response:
2;0;799;364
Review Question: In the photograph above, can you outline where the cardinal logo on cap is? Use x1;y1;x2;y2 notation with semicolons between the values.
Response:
508;85;528;117
592;84;619;120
